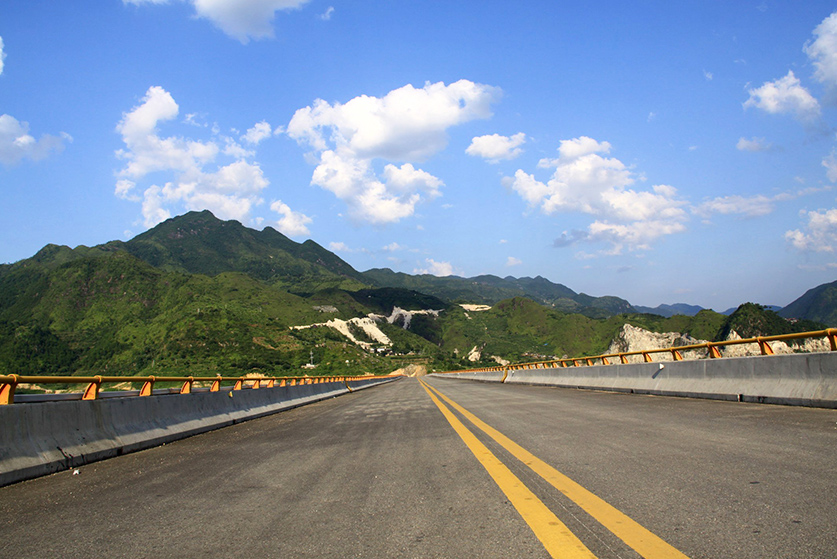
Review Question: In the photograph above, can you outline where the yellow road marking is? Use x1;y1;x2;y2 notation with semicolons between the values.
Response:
418;380;597;559
422;380;690;559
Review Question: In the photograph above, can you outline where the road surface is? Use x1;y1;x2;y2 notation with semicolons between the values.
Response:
1;376;835;558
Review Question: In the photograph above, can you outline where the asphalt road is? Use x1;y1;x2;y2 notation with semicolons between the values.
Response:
1;377;835;558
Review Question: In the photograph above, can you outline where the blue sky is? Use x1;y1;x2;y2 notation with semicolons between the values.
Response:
3;1;837;311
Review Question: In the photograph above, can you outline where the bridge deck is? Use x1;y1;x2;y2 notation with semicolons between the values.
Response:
1;377;835;558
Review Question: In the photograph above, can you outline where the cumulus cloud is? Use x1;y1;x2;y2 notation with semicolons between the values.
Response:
0;38;71;166
805;11;837;102
736;136;774;152
743;71;821;121
466;132;526;162
508;136;687;254
115;85;287;228
328;241;349;252
288;80;500;224
125;0;311;43
241;120;274;145
0;114;71;166
414;258;456;277
506;256;522;267
786;208;837;252
270;199;311;237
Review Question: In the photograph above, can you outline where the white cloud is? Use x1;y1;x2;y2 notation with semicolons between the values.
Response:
0;114;71;166
382;242;402;252
824;148;837;182
328;241;349;252
694;194;776;218
703;69;713;81
115;85;270;227
270;199;312;237
241;120;273;145
115;179;140;201
506;256;522;267
743;71;821;121
695;187;828;220
125;0;311;43
805;11;837;101
414;258;456;277
786;208;837;252
509;136;687;254
288;80;500;224
0;37;72;166
319;6;334;20
141;184;171;228
736;137;774;152
466;132;526;162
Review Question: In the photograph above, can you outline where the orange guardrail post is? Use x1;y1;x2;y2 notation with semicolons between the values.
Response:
140;376;155;397
233;378;243;390
180;377;194;394
266;379;275;388
210;375;222;392
620;354;629;364
82;376;102;400
757;338;775;356
671;349;683;361
601;357;610;365
828;329;837;351
707;343;722;358
0;375;18;405
642;352;653;363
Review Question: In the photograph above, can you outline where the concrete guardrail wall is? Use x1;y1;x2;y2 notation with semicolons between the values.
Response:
0;377;397;487
432;352;837;408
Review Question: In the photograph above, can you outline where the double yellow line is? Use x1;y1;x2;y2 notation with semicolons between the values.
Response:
418;379;689;559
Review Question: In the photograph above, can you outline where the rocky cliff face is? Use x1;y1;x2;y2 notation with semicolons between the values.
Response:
606;323;829;361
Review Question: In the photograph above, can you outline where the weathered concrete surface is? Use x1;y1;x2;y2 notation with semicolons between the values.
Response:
0;377;396;487
435;352;837;408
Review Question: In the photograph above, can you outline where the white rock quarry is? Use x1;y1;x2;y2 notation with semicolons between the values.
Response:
386;306;442;329
606;324;705;361
460;304;491;312
467;345;482;362
291;315;392;350
606;323;830;361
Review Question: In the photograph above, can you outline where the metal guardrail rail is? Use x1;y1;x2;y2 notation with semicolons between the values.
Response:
437;328;837;376
0;373;399;405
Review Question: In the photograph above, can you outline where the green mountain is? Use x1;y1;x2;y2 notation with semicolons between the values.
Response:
1;211;833;381
2;211;368;295
362;268;633;317
0;250;448;378
114;210;368;293
779;280;837;327
717;303;825;339
434;297;728;365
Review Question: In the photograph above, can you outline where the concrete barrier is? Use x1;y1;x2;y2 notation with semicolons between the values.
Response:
432;353;837;408
0;377;398;487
